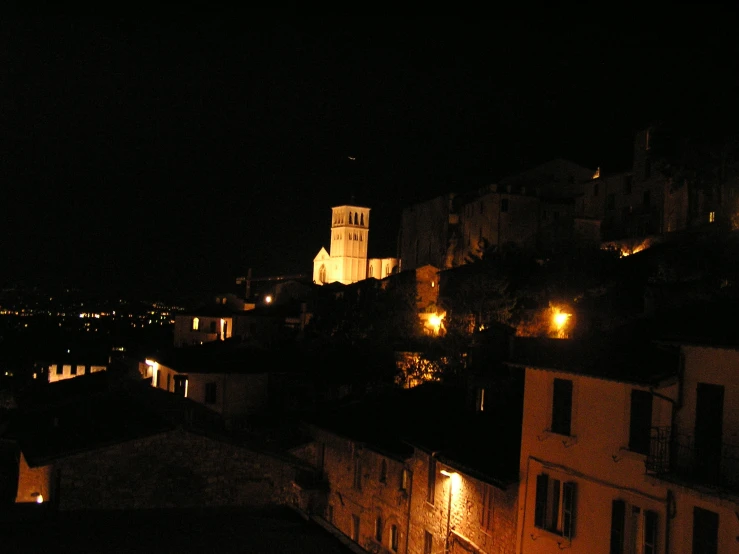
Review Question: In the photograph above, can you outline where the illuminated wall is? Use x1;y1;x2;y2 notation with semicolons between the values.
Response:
313;204;399;286
407;449;518;554
48;363;106;383
517;367;676;553
302;426;412;553
15;451;52;504
173;314;233;347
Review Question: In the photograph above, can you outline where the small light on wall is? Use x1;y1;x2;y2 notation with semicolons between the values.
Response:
265;295;273;304
31;492;43;504
431;281;435;287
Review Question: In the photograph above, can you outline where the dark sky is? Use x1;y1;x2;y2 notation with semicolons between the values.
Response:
2;14;738;300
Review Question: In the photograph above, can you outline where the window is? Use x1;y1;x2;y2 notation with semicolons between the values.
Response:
205;382;217;404
174;375;188;397
534;474;576;540
594;182;599;196
166;373;171;392
501;198;509;213
70;365;77;375
427;457;436;504
476;387;486;412
360;213;364;226
551;379;573;436
154;368;161;388
192;317;199;330
353;457;362;490
480;484;495;533
349;233;352;240
629;390;653;455
390;524;398;552
375;516;383;542
351;515;360;542
400;468;410;492
610;500;659;554
624;175;633;194
709;211;716;223
692;507;718;554
209;321;216;333
643;190;651;207
607;193;616;211
424;531;433;554
380;460;387;484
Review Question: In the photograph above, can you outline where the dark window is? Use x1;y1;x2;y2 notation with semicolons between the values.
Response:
610;500;625;554
551;379;573;436
594;182;599;196
501;198;509;213
375;516;383;542
427;457;436;504
481;484;494;533
166;374;171;392
390;525;398;552
351;515;360;542
174;375;188;396
534;474;576;539
353;457;362;490
644;510;658;554
360;213;364;226
56;365;62;375
643;190;651;208
380;460;387;484
629;390;653;454
424;531;433;554
70;365;77;375
692;507;718;554
209;321;217;333
624;175;633;194
205;382;217;404
607;193;616;211
610;500;658;554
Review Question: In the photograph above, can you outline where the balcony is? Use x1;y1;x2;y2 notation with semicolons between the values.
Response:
646;426;739;494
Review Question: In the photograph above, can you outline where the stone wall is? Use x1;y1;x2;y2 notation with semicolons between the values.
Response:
408;449;517;554
52;428;301;510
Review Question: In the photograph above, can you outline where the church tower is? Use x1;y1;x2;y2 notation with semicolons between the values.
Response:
313;204;370;285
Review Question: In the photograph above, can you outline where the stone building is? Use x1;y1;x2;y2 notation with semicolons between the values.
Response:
313;203;399;285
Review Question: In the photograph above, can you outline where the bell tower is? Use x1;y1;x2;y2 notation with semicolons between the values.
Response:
328;204;370;284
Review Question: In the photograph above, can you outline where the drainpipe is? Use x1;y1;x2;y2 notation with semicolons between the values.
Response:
445;477;453;554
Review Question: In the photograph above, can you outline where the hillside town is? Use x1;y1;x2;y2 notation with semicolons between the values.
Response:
2;122;738;553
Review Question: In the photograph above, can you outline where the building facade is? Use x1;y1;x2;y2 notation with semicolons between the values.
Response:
313;203;398;285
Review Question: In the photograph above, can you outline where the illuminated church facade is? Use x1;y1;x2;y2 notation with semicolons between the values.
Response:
313;204;399;285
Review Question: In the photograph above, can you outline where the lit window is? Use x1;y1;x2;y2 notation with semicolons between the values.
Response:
192;317;199;331
400;468;410;491
534;474;576;540
709;211;716;223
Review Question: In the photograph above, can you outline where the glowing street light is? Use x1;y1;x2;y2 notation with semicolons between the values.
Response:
264;295;273;304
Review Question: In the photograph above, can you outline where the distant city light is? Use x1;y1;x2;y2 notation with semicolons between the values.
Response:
265;295;273;304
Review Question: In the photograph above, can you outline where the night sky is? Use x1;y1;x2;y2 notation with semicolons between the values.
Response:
2;14;738;300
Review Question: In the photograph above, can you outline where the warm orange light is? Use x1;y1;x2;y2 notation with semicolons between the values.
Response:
553;312;570;329
265;295;273;304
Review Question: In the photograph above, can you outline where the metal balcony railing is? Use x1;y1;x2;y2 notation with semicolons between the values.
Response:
646;426;739;493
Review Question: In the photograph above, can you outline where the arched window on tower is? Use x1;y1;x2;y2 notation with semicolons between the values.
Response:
354;213;359;224
360;213;364;226
348;212;352;224
369;264;374;277
319;264;327;284
359;233;362;241
349;233;352;240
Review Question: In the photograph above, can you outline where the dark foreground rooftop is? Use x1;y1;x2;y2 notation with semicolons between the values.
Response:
0;506;355;554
